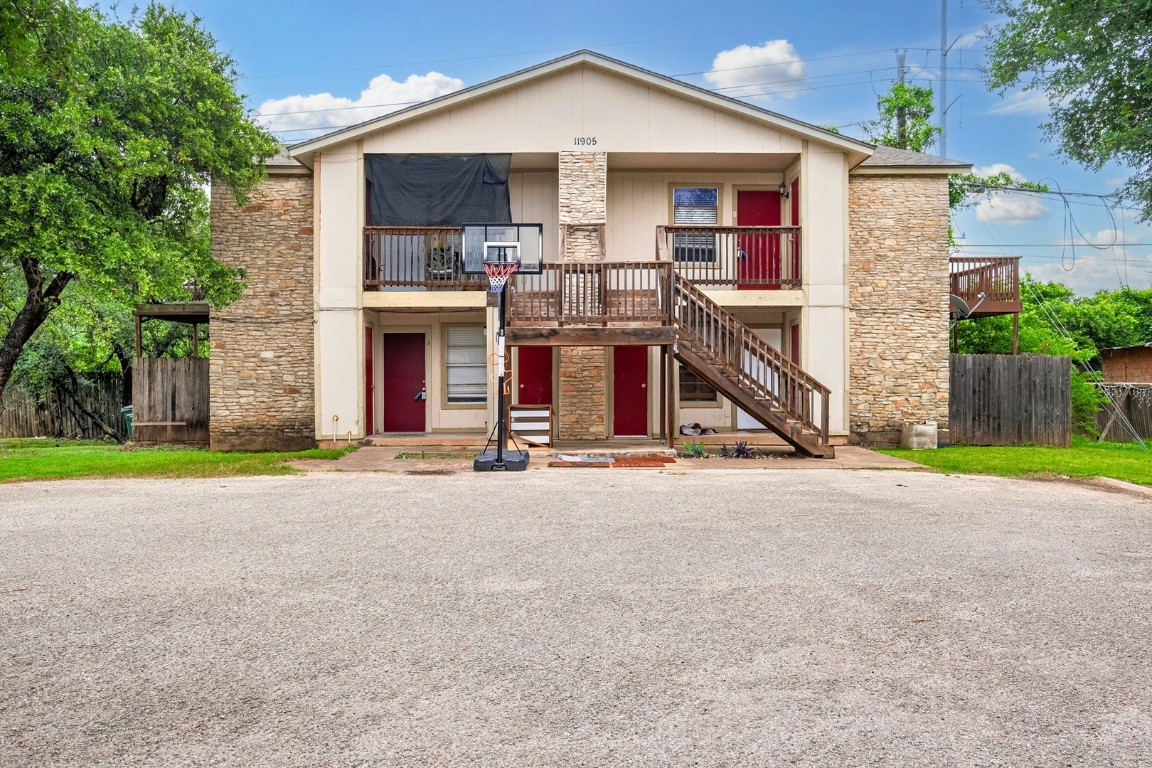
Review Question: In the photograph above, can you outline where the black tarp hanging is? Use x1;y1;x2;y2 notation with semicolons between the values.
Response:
365;154;512;226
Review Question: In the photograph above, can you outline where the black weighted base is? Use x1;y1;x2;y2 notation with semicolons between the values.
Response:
473;449;530;472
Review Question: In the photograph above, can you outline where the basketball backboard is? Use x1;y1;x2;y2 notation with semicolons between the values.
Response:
461;223;543;275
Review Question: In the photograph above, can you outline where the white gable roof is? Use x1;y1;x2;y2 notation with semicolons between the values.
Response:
289;50;876;168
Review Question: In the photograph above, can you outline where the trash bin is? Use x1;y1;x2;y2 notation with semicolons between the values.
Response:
121;405;133;439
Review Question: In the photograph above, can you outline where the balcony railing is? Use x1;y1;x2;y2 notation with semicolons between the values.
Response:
508;261;673;326
364;227;486;290
657;225;801;289
950;255;1021;315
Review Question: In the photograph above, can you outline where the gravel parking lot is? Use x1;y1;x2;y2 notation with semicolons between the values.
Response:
2;469;1150;766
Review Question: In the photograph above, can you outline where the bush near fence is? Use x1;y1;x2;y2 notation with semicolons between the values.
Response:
949;354;1071;447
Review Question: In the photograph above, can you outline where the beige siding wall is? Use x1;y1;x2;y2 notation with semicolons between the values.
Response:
209;173;316;451
848;173;951;444
359;66;804;155
606;170;784;260
510;171;559;260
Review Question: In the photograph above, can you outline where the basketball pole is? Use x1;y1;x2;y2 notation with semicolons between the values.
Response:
474;261;528;472
494;286;507;467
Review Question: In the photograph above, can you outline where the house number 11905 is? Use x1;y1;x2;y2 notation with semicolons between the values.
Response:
573;136;597;146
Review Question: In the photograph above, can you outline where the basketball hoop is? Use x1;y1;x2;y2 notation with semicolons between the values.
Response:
483;261;518;293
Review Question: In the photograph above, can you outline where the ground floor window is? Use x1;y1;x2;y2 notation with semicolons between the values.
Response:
445;326;486;404
678;367;718;403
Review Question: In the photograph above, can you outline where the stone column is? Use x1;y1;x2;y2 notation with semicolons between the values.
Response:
847;174;951;445
557;151;608;439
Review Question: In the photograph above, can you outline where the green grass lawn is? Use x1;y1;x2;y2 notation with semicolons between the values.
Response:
880;437;1152;486
0;438;355;483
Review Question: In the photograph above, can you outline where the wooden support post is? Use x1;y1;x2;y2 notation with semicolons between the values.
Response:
134;314;142;358
659;346;667;443
192;323;200;358
1012;313;1020;356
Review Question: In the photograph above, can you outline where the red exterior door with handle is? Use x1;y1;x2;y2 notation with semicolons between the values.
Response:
381;333;426;432
516;347;553;405
737;190;782;289
612;346;649;436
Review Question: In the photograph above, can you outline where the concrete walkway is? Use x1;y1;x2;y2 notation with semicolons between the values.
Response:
297;444;922;474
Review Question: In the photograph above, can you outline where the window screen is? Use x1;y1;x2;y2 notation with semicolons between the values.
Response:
445;327;486;404
673;186;718;262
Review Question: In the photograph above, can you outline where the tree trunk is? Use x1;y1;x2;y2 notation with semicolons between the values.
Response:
0;256;74;396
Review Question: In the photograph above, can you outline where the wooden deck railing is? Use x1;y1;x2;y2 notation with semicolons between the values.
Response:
949;255;1021;314
658;225;801;289
672;273;829;442
364;226;487;290
508;262;673;326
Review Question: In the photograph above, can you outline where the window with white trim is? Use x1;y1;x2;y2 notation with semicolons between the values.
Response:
445;327;486;404
672;186;718;262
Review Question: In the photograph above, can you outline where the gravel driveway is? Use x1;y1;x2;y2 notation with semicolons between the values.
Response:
2;469;1150;766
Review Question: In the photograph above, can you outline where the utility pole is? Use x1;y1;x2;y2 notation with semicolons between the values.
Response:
896;51;907;149
940;0;954;157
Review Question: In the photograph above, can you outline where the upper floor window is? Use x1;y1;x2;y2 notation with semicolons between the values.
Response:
672;186;718;262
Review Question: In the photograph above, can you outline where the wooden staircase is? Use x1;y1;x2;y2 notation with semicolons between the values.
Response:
671;274;833;458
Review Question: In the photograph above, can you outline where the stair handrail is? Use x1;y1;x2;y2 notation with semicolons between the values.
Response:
671;273;830;442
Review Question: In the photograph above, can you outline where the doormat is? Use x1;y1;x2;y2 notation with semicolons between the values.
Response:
548;455;676;468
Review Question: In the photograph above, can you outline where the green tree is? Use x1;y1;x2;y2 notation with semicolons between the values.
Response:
985;0;1152;222
0;1;277;396
862;82;941;153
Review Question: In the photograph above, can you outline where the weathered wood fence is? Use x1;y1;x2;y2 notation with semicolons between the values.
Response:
949;354;1071;446
0;378;126;441
1095;384;1152;442
131;357;209;443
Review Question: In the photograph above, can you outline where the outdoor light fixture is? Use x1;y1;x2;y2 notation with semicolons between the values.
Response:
779;182;790;199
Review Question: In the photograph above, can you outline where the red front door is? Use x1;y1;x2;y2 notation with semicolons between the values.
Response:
365;327;375;434
612;346;648;437
516;347;553;405
737;190;782;289
382;333;425;432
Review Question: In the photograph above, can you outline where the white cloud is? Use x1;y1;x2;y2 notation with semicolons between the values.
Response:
975;194;1049;224
1025;153;1041;159
1057;229;1140;247
972;163;1026;181
257;71;465;139
703;40;807;101
1024;252;1152;294
987;90;1051;116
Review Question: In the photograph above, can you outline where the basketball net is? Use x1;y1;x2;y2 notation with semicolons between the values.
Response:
483;261;518;293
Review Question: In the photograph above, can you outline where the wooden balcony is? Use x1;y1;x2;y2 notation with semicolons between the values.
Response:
949;256;1021;316
364;227;486;290
657;225;801;289
506;261;675;346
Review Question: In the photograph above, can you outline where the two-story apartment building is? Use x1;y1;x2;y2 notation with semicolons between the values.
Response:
208;51;970;455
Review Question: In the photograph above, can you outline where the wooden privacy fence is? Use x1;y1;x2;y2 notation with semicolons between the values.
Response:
950;354;1071;446
0;379;126;440
132;357;209;443
1095;384;1152;442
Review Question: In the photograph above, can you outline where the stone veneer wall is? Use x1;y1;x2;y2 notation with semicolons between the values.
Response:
848;174;951;445
557;152;609;439
209;172;316;451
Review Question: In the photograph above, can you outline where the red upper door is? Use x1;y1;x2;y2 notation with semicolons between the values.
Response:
612;346;649;437
381;333;426;432
365;327;375;434
516;347;553;406
737;190;782;289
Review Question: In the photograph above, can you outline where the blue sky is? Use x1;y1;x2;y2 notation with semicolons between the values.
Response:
149;0;1151;295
